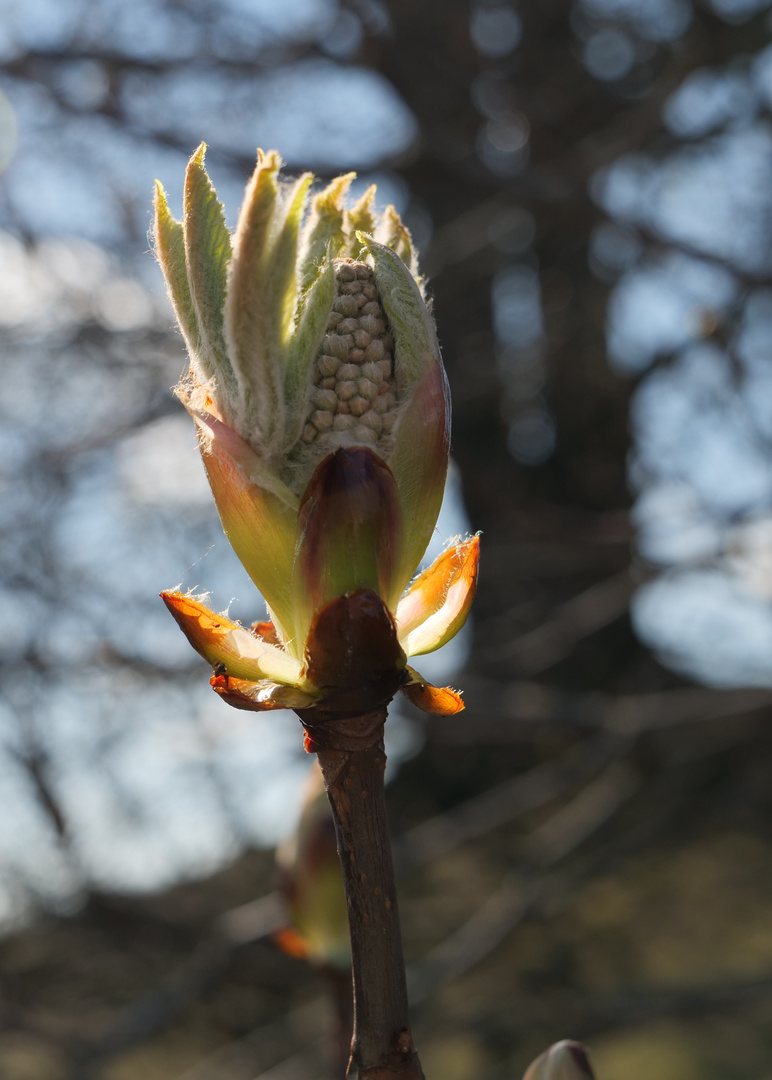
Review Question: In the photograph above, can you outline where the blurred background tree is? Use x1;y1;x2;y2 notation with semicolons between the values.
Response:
3;0;772;1077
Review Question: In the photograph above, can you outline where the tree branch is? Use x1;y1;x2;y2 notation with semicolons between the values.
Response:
315;725;423;1080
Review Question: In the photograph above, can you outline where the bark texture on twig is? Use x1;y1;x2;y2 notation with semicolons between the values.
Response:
316;731;424;1080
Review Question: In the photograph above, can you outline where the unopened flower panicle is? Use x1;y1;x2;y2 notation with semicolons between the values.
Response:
155;144;479;718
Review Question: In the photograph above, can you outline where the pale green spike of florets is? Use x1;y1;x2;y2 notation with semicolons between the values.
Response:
289;257;400;479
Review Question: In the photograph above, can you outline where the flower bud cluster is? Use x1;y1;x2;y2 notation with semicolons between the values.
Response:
155;146;478;689
302;260;398;452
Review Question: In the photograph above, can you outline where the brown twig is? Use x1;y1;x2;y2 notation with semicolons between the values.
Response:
308;707;424;1080
321;966;357;1079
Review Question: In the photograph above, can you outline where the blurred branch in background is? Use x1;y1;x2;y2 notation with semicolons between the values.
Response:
3;0;772;1077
